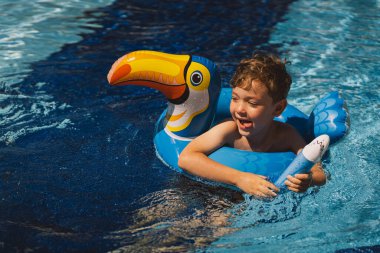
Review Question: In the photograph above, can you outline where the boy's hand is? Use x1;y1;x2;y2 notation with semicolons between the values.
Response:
285;173;313;193
236;172;279;198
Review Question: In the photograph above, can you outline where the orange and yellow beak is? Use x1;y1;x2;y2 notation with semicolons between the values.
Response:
107;50;190;103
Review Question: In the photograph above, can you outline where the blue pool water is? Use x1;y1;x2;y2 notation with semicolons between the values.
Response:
0;0;379;252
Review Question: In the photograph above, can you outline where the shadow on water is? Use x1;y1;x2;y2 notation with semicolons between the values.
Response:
0;0;297;251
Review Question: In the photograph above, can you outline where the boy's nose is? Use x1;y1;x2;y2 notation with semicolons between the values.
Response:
236;102;246;114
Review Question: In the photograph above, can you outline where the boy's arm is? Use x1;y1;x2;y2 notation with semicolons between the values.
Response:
178;121;279;197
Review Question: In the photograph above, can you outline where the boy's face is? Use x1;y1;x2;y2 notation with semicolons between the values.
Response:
230;80;285;138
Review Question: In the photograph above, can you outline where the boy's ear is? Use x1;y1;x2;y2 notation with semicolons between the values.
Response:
273;99;287;116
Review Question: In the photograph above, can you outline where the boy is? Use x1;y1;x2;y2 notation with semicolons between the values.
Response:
178;53;326;198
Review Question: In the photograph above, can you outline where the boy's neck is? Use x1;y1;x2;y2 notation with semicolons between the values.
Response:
246;122;275;152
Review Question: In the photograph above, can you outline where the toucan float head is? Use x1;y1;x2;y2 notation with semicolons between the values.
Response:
107;50;221;137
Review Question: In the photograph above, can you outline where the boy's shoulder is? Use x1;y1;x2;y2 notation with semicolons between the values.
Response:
274;120;298;134
274;121;303;140
212;119;238;133
196;119;240;148
209;119;240;140
273;121;306;153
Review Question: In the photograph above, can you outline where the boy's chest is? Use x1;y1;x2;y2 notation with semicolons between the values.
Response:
230;134;287;153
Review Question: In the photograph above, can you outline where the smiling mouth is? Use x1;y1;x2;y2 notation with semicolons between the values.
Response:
238;119;253;129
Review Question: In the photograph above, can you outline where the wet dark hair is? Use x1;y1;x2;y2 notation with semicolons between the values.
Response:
230;52;292;103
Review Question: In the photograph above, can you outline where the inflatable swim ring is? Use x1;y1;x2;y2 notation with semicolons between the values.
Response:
107;50;349;187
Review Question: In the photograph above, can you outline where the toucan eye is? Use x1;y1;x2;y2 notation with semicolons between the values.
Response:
190;71;203;86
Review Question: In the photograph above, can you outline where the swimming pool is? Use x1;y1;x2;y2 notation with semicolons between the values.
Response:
0;0;379;252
